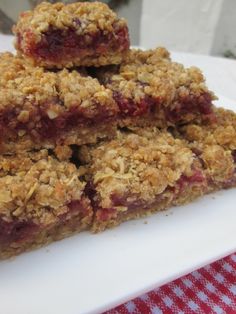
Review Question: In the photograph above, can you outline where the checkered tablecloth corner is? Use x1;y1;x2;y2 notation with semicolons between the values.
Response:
105;253;236;314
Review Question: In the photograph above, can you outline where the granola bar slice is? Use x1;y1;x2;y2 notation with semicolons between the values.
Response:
96;48;216;128
80;128;208;232
0;53;118;155
176;107;236;190
13;2;130;68
0;150;92;259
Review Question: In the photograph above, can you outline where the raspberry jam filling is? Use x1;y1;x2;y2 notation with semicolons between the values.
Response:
85;181;118;222
58;199;91;222
0;199;89;246
86;181;168;223
113;91;214;122
67;198;91;217
220;151;236;188
38;106;115;139
94;195;168;223
0;218;39;246
232;150;236;163
222;176;236;189
96;208;117;222
0;104;116;141
88;170;206;223
166;93;215;123
176;170;206;195
19;24;129;62
113;92;157;117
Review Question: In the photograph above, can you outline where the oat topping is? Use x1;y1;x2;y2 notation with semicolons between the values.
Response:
0;150;86;225
14;2;126;38
180;108;236;150
0;52;117;111
99;48;216;104
178;108;236;183
58;69;116;114
82;128;195;208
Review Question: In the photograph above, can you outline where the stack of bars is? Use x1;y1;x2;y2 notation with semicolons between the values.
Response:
0;1;236;259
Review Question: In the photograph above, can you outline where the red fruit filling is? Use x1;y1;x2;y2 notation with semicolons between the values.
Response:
85;181;118;222
88;183;168;223
113;91;215;122
0;103;116;141
232;150;236;163
0;218;39;246
18;24;129;62
84;181;97;206
166;93;215;123
175;170;206;195
222;176;236;189
94;194;168;223
66;198;91;217
96;207;117;222
113;92;157;117
0;199;89;246
87;169;207;223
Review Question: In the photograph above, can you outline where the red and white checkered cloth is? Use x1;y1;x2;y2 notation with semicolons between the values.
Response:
105;253;236;314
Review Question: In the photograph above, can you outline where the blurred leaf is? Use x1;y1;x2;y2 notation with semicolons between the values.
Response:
224;50;236;59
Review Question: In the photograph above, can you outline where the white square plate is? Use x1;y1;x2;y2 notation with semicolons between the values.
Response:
0;36;236;314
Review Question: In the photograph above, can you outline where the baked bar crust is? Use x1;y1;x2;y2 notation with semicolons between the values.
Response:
0;52;118;155
13;1;130;68
96;48;216;128
80;128;208;232
176;107;236;189
79;108;236;232
1;108;236;256
0;149;92;259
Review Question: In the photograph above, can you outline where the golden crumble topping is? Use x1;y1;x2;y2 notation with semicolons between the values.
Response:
58;69;116;115
123;47;171;65
0;54;57;111
180;108;236;150
14;1;126;41
201;145;234;183
0;150;87;225
178;108;236;183
103;47;216;104
0;52;117;113
0;52;29;79
82;129;195;208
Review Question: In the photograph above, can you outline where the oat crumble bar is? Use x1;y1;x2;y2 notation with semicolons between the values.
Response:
13;1;130;68
1;1;235;256
96;48;216;128
0;52;118;155
176;107;236;190
0;149;92;259
80;129;208;232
